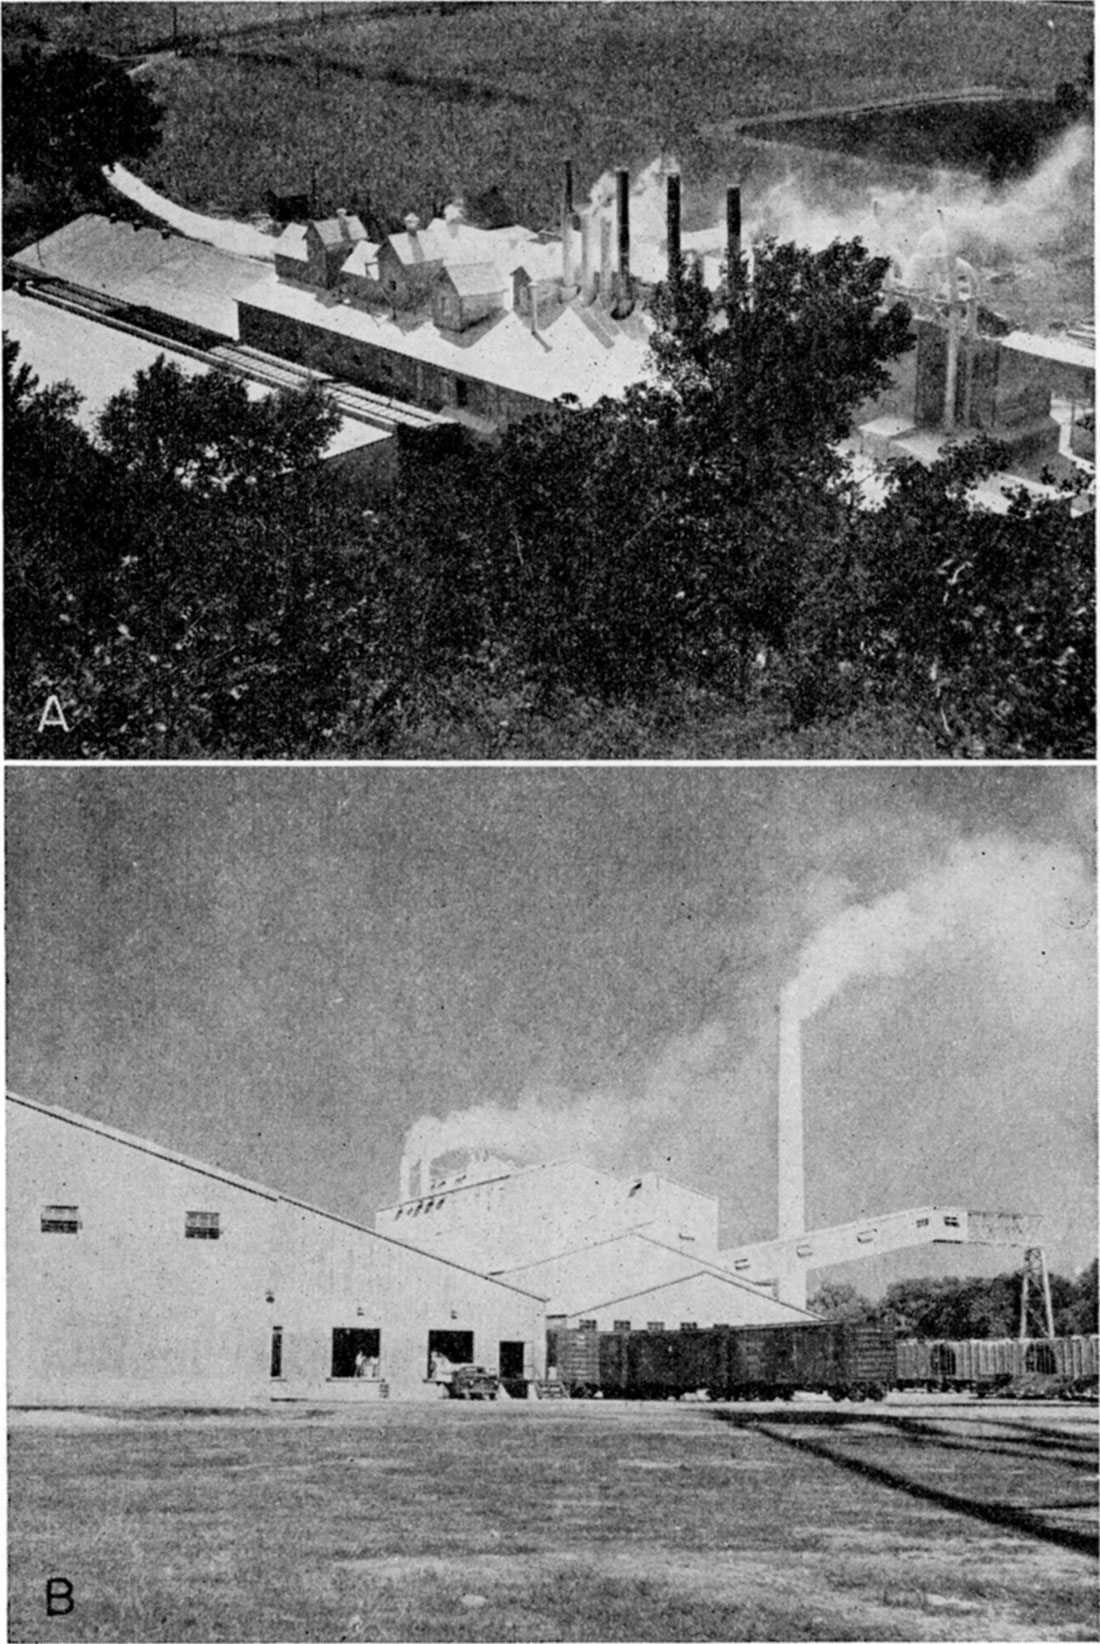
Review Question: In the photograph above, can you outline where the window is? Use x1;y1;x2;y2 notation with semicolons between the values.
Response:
680;1322;699;1333
612;1320;632;1332
943;1215;960;1228
579;1319;598;1331
454;378;469;409
916;1217;930;1228
332;1327;381;1378
647;1321;665;1332
270;1326;283;1379
41;1204;80;1234
185;1210;220;1240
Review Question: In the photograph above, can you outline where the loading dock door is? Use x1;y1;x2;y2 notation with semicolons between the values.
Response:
428;1329;474;1376
499;1341;525;1379
331;1328;381;1378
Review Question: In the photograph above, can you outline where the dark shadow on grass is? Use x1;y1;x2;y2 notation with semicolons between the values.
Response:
710;1409;1099;1558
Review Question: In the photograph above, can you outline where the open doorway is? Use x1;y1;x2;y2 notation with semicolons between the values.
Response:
427;1329;474;1379
331;1327;381;1379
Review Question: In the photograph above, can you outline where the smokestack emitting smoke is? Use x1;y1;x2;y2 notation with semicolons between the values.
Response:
397;834;1090;1220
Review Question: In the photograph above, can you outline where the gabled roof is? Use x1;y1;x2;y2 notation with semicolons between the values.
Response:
342;240;381;277
274;223;308;262
309;214;368;249
440;261;507;298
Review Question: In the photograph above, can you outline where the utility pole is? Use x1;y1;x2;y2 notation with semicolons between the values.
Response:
1019;1246;1055;1340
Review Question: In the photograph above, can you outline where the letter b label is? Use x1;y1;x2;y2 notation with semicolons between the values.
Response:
47;1578;74;1616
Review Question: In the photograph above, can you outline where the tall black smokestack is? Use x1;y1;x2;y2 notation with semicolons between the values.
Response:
666;171;682;284
615;166;632;313
561;157;577;292
726;184;742;270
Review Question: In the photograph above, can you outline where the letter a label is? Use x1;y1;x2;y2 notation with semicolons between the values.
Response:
38;696;70;733
46;1577;74;1616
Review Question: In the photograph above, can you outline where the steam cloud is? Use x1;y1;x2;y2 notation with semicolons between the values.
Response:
397;832;1092;1195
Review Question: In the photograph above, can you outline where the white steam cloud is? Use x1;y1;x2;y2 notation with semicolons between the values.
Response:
399;833;1092;1195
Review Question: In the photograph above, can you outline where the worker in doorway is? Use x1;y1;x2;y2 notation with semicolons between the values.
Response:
430;1351;454;1386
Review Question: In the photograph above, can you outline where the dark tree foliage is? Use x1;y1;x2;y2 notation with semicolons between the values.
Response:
98;356;341;502
788;439;1095;756
2;46;162;200
4;341;369;757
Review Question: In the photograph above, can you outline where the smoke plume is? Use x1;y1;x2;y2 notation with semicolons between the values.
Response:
399;832;1092;1193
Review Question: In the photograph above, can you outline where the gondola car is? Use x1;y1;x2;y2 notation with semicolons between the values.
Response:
896;1334;1099;1396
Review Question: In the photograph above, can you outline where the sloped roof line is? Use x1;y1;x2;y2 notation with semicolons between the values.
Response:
558;1267;819;1321
6;1090;548;1303
489;1224;664;1276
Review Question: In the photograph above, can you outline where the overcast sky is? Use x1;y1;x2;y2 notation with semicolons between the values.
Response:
7;766;1095;1288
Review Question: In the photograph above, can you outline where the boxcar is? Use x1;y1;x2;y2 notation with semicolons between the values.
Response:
550;1322;896;1401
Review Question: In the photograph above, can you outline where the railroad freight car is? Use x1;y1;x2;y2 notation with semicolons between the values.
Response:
897;1335;1099;1396
549;1323;896;1402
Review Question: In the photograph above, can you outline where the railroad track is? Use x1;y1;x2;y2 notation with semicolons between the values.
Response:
8;276;444;435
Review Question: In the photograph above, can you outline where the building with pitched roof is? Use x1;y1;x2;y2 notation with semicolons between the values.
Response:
7;1092;546;1407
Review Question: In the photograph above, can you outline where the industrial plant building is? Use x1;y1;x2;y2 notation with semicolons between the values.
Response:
7;1092;545;1407
8;158;1093;478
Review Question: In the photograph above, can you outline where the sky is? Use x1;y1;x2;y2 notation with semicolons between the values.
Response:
6;765;1096;1290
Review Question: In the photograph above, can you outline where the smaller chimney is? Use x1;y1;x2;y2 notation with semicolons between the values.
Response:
580;206;596;304
726;185;742;270
666;171;682;284
599;213;612;305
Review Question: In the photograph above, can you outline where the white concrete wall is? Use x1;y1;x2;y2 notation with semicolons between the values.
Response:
7;1096;546;1407
270;1200;545;1401
7;1098;277;1405
376;1159;719;1271
563;1271;805;1332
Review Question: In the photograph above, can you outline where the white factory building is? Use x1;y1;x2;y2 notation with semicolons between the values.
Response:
7;1093;545;1407
374;1154;817;1329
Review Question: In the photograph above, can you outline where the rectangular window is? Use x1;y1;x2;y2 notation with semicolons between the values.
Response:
612;1320;632;1332
331;1327;381;1378
455;378;469;409
578;1319;598;1332
647;1321;665;1332
916;1217;930;1228
943;1215;960;1228
185;1210;220;1240
270;1326;283;1379
41;1204;80;1234
680;1322;699;1332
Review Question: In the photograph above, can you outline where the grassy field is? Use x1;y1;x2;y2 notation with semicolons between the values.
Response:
7;1397;1098;1641
114;1;1094;227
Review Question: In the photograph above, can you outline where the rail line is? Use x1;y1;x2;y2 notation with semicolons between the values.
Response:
7;273;444;436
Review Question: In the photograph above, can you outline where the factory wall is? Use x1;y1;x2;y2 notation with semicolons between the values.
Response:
268;1199;545;1401
914;318;1056;437
556;1270;806;1332
377;1160;720;1274
7;1095;545;1407
7;1095;277;1406
237;299;545;430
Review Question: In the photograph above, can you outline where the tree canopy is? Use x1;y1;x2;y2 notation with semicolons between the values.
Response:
4;228;1093;758
2;46;162;201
